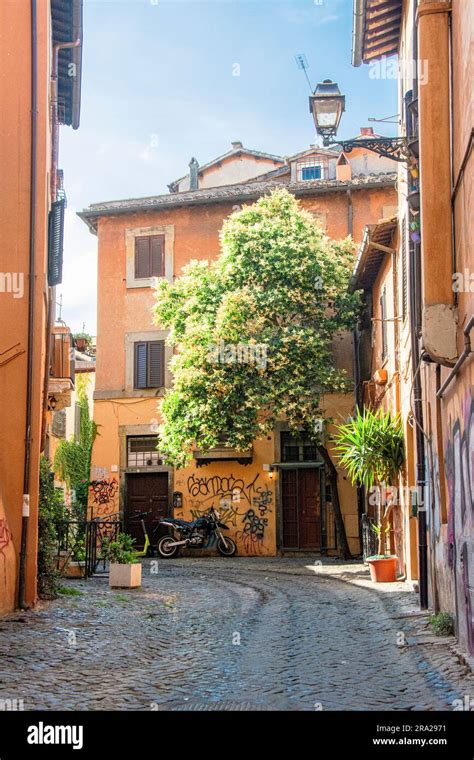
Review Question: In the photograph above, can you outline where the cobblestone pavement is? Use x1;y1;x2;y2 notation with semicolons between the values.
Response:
0;558;472;711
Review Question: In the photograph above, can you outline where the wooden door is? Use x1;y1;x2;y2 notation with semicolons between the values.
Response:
281;468;321;549
125;473;169;549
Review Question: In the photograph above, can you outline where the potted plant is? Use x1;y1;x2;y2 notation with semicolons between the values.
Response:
104;532;142;589
73;331;92;352
334;408;405;583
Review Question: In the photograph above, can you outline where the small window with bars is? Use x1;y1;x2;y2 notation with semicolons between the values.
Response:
134;235;165;279
134;340;164;389
127;436;163;467
281;432;320;463
297;161;326;182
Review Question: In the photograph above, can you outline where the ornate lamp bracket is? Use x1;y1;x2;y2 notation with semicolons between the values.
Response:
325;136;410;163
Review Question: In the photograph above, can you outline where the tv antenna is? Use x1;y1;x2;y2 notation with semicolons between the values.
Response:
295;53;313;93
368;114;399;125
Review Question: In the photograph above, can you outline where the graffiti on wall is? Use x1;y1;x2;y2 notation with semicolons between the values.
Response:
89;478;119;518
0;517;12;585
175;472;273;554
445;394;474;655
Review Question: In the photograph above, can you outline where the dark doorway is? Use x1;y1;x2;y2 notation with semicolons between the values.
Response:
281;468;322;549
125;473;169;549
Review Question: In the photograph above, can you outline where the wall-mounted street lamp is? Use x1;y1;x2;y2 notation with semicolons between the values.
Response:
309;79;409;162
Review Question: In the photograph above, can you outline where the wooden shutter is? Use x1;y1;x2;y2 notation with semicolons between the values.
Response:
135;237;150;278
134;342;148;388
150;236;164;276
48;198;65;286
135;235;165;279
148;341;164;387
134;341;164;389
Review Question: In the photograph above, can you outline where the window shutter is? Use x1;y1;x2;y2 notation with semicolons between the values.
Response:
134;342;148;388
148;341;164;387
135;237;150;279
150;236;164;277
48;199;65;286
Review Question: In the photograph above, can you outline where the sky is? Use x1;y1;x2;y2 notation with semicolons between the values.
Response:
59;0;398;334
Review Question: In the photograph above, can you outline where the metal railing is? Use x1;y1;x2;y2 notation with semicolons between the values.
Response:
55;514;121;578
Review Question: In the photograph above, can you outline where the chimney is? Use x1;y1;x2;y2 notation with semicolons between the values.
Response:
360;127;374;136
189;157;199;191
231;141;243;150
336;152;352;182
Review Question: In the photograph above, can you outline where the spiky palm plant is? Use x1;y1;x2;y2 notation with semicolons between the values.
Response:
334;408;405;556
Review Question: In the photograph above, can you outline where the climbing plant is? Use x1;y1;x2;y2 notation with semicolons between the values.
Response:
38;455;66;598
154;188;362;558
54;374;97;510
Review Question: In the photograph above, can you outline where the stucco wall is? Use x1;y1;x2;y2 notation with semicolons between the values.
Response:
0;0;52;612
177;154;283;191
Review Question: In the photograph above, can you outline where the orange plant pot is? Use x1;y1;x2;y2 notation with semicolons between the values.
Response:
367;556;398;583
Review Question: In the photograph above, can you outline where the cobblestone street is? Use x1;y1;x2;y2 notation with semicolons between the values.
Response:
0;558;472;711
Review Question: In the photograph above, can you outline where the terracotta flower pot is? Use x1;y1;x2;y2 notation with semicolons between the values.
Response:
367;556;398;583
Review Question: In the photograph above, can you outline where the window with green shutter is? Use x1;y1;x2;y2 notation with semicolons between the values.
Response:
134;340;164;389
48;198;66;286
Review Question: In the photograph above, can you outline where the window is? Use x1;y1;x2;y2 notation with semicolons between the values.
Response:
48;198;65;286
281;432;320;463
127;436;162;467
301;165;322;181
134;235;164;279
134;340;164;389
297;160;326;182
380;289;388;361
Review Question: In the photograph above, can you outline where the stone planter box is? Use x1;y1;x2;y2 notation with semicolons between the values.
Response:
109;562;142;589
63;560;86;579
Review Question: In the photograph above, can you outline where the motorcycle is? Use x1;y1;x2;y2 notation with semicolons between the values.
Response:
157;506;237;558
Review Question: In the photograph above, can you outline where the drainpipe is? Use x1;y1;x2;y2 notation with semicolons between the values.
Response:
347;187;353;237
18;0;38;610
40;288;54;452
412;0;429;610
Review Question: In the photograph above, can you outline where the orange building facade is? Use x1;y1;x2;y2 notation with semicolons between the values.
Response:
352;0;473;654
0;0;83;613
80;144;397;558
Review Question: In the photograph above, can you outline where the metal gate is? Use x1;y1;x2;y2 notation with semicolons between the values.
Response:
56;514;121;578
361;513;377;560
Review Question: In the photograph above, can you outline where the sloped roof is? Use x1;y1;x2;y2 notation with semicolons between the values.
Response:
78;172;397;234
352;0;403;67
349;216;398;292
51;0;83;129
168;144;285;191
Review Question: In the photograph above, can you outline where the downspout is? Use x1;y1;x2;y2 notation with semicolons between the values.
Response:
347;187;353;237
18;0;38;609
40;289;54;452
412;0;429;610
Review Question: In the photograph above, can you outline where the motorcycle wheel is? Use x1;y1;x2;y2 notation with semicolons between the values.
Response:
217;536;237;557
157;535;180;559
